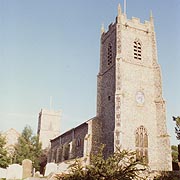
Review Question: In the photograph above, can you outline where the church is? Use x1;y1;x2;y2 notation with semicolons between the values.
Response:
40;4;172;171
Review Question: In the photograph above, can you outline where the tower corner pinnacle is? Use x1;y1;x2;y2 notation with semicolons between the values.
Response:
150;10;153;18
118;3;122;16
101;23;105;35
150;10;154;24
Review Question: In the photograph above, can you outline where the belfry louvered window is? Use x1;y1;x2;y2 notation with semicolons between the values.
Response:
134;41;142;60
108;43;112;65
135;126;148;164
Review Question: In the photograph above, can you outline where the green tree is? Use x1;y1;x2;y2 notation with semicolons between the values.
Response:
173;116;180;163
56;146;147;180
154;171;180;180
13;125;42;171
173;116;180;140
0;133;10;168
171;145;178;162
39;149;48;175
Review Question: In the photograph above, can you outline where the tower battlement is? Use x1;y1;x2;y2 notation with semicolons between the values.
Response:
120;15;152;32
101;7;153;41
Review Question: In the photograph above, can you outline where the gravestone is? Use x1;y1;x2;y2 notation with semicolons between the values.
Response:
57;161;69;173
34;171;41;177
0;168;7;178
44;162;57;176
6;164;23;180
22;159;32;178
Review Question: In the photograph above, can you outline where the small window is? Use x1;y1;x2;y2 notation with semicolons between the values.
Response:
116;140;120;145
134;41;142;60
63;143;70;160
108;96;111;101
107;43;112;65
76;138;81;147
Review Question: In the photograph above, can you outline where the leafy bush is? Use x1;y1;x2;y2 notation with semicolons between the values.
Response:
56;146;147;180
154;171;180;180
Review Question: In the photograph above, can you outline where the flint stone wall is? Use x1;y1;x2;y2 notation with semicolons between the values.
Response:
49;122;88;163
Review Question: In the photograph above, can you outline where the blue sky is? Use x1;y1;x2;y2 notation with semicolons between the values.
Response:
0;0;179;145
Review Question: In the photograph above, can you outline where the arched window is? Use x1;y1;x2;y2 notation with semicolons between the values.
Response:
134;41;142;60
63;143;70;160
58;146;63;163
107;43;112;65
135;126;148;164
76;137;81;147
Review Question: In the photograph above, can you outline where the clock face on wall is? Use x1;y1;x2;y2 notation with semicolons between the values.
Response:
136;91;145;104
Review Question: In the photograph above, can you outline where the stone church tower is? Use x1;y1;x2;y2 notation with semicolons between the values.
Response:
96;4;172;171
37;109;61;149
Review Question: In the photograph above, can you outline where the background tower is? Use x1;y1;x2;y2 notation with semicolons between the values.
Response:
97;4;172;171
37;109;60;149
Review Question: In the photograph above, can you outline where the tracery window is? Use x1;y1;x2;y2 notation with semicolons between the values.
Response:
134;40;142;60
107;43;112;65
135;126;148;164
